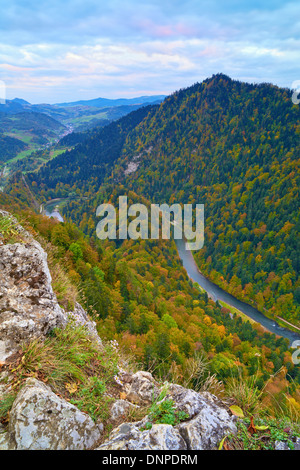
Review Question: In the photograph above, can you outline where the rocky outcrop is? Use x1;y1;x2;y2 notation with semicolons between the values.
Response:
6;378;103;450
0;212;67;362
0;210;100;362
0;211;105;450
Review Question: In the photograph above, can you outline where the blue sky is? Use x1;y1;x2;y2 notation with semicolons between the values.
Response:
0;0;299;103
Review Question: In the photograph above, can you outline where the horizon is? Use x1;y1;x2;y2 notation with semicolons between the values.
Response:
7;93;168;106
0;0;299;103
5;73;297;107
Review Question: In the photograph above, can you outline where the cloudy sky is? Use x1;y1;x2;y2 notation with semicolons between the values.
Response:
0;0;299;103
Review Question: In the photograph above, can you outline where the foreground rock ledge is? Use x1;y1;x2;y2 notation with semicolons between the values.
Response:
0;238;66;362
3;378;103;450
97;375;237;450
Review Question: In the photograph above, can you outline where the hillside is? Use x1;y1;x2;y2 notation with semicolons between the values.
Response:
2;75;300;438
114;74;300;326
0;96;165;134
1;209;300;450
28;105;158;191
0;98;165;175
26;74;300;328
0;111;67;163
0;134;27;163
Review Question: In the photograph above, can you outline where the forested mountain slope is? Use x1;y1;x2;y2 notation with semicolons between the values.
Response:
110;74;300;326
29;105;157;194
27;74;300;326
1;196;300;421
1;207;300;448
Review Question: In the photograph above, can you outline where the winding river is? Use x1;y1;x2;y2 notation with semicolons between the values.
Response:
42;199;65;222
43;198;300;346
176;238;300;345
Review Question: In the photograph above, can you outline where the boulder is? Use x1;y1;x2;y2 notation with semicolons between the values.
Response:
97;422;187;450
124;371;159;405
7;378;102;450
177;401;236;450
162;383;237;450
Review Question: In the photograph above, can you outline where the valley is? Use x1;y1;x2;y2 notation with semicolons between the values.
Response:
0;94;165;183
43;195;300;345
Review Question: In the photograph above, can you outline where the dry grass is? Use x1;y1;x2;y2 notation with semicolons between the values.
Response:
0;322;122;425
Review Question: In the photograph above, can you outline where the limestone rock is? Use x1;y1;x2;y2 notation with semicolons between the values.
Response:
0;239;67;362
177;400;237;450
100;382;237;451
109;399;139;422
125;371;159;405
0;424;11;450
67;302;102;346
165;383;210;419
8;378;102;450
97;422;187;450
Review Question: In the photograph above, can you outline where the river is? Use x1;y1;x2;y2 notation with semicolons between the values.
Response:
43;199;65;222
176;238;300;345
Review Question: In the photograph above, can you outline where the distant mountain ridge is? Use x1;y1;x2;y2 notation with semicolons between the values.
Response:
55;95;166;108
0;95;166;136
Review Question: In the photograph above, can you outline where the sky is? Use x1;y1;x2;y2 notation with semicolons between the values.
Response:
0;0;299;103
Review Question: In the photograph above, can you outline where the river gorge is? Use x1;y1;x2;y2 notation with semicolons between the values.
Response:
43;199;300;346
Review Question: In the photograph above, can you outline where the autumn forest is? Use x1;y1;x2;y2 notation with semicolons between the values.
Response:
1;74;300;417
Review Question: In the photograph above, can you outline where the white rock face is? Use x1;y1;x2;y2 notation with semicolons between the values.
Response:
97;422;187;450
0;239;67;362
0;211;239;451
177;400;237;450
7;378;102;450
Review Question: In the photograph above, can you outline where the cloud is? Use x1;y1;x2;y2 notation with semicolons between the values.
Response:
0;0;299;102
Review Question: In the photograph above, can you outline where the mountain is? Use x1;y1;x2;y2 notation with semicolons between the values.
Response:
27;74;300;329
56;95;166;108
2;74;300;429
0;95;166;135
29;104;158;189
11;98;31;105
111;74;299;326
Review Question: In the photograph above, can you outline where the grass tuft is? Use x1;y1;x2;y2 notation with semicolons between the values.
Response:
0;321;122;424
